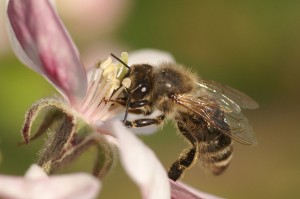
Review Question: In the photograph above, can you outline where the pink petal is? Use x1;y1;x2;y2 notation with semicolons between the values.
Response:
0;164;100;199
101;120;170;199
170;180;223;199
6;0;87;102
128;49;175;66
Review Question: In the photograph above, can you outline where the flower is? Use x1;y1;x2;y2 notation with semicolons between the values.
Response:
170;180;223;199
6;0;171;198
6;0;225;198
0;164;100;199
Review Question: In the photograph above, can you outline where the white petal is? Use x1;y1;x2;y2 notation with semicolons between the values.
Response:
37;173;100;199
128;49;175;66
0;164;100;199
25;164;48;179
101;120;170;199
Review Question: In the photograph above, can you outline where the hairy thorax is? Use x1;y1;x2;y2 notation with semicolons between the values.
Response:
151;64;196;115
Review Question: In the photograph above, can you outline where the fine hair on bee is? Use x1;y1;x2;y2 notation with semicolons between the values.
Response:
110;53;258;181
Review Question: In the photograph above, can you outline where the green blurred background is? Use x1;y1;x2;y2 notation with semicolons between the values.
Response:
1;0;300;198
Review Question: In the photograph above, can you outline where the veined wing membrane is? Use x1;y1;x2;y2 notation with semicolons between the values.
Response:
224;111;257;145
197;80;259;113
173;94;257;145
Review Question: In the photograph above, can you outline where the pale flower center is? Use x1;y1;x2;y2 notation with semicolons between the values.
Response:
79;53;130;123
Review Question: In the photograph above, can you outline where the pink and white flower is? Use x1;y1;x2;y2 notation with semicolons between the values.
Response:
6;0;170;198
5;0;222;198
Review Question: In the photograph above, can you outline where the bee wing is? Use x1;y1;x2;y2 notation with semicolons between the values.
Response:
197;80;259;113
224;111;258;145
174;94;257;145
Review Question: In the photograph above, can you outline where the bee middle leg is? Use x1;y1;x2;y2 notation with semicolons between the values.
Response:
168;123;199;181
124;114;165;128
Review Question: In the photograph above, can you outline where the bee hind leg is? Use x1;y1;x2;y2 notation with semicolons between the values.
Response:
168;121;199;181
168;145;198;181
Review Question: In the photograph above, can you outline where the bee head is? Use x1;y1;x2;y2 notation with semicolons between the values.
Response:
128;64;153;99
110;53;153;100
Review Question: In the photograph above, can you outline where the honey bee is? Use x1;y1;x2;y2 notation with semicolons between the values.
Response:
111;54;258;181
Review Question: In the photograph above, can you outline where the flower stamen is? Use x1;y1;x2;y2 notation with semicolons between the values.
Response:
80;54;130;122
93;78;131;121
84;81;112;118
80;59;109;112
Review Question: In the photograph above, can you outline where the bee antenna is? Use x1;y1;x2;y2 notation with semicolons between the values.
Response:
110;53;131;69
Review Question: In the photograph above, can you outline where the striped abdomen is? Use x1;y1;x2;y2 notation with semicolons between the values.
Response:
199;133;233;175
172;107;233;178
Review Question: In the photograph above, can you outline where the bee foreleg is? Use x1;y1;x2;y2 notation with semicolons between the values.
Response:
124;115;165;128
128;100;153;115
168;145;198;181
128;99;150;108
104;98;152;113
